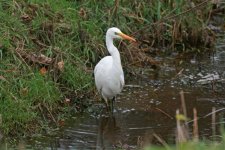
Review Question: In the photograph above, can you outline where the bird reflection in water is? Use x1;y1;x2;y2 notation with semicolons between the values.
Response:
96;115;120;150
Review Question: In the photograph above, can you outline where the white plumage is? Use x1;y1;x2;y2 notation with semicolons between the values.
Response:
94;27;135;107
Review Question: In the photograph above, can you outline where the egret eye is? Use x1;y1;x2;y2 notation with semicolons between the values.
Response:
115;32;119;35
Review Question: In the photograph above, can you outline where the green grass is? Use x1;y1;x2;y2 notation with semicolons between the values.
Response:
0;0;215;137
0;0;94;136
0;71;61;134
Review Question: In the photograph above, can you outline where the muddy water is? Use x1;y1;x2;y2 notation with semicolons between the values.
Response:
4;38;225;149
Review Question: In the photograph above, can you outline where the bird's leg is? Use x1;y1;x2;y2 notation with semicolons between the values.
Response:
103;97;110;112
111;97;116;114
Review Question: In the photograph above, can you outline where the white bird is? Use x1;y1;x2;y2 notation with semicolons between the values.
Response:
94;27;136;111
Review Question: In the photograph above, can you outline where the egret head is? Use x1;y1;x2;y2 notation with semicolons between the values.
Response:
106;27;136;42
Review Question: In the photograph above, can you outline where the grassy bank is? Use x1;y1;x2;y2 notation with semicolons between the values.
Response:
0;0;218;137
0;0;94;136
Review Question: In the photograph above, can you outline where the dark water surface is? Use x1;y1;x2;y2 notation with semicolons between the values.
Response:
2;38;225;149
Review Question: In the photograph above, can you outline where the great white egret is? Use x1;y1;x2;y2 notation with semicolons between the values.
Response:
94;27;136;111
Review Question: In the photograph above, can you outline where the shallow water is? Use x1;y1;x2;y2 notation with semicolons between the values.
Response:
2;38;225;149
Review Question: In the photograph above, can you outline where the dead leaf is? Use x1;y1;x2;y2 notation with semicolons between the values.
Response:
40;67;47;75
21;13;32;22
36;54;52;64
20;88;28;96
58;119;65;126
78;8;87;19
0;76;7;82
57;61;64;71
15;48;53;65
64;98;70;104
176;114;189;121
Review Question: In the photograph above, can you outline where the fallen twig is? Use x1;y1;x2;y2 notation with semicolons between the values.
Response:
43;103;58;125
155;108;173;119
153;133;171;150
193;108;199;141
212;107;216;141
186;108;225;124
180;91;187;124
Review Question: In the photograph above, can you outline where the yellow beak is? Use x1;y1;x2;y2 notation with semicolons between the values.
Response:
118;32;136;42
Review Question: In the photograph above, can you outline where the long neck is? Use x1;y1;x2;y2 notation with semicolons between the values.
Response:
106;35;121;65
